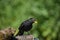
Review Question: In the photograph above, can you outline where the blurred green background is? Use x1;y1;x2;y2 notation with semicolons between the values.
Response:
0;0;60;40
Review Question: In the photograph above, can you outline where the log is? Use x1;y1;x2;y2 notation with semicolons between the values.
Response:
16;35;39;40
16;35;34;40
0;27;39;40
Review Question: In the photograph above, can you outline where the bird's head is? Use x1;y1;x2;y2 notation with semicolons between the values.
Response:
29;18;37;24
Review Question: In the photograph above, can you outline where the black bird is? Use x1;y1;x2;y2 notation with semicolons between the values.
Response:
15;18;37;36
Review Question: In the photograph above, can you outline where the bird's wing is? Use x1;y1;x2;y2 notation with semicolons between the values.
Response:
18;22;25;30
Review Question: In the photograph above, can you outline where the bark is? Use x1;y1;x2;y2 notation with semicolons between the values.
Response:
16;35;34;40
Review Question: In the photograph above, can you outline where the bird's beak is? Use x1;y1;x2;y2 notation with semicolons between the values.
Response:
34;21;37;23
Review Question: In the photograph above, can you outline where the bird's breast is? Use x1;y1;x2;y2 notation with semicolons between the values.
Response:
23;24;32;32
20;21;33;32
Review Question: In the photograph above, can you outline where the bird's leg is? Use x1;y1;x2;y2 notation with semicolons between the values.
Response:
15;30;24;36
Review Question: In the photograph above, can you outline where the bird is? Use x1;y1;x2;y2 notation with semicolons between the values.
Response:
14;18;37;36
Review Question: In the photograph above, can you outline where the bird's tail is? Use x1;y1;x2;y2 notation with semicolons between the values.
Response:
15;30;24;36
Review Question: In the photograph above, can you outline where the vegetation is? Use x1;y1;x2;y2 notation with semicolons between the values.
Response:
0;0;60;40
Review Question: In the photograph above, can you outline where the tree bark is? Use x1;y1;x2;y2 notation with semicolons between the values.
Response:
16;35;34;40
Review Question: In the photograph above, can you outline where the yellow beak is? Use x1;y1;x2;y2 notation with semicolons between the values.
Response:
34;21;37;23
